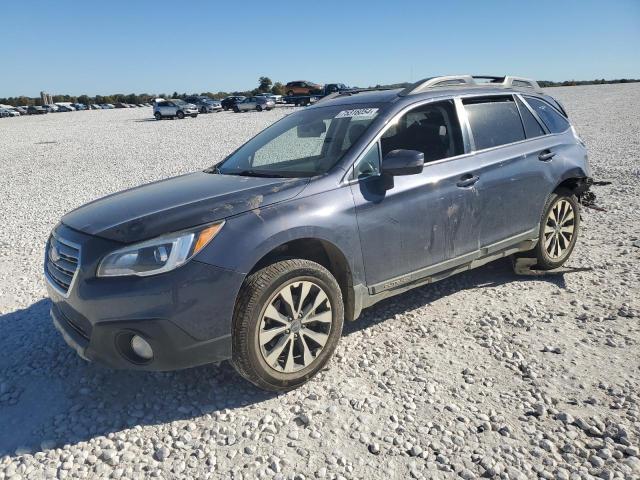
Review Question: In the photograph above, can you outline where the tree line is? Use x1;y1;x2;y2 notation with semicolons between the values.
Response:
0;77;285;107
1;77;638;107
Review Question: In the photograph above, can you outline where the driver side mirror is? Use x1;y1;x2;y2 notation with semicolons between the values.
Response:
381;149;424;176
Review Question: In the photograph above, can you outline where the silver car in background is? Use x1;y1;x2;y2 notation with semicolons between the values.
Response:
153;99;199;120
233;96;275;112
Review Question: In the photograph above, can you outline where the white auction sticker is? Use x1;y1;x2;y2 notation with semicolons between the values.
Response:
335;108;379;119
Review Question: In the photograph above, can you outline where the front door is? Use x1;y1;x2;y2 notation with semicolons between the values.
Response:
349;99;481;290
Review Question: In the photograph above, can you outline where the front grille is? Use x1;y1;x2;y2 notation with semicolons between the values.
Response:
46;231;80;295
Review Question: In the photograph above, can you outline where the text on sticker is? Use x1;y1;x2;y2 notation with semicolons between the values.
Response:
335;108;379;119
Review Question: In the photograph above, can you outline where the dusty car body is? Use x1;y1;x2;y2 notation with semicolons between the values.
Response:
46;75;591;391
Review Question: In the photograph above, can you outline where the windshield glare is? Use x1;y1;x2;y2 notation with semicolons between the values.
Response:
217;104;381;177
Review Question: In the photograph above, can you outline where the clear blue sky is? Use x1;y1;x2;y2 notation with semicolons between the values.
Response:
2;0;639;97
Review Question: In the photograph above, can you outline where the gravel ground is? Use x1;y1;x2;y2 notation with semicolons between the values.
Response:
0;84;639;479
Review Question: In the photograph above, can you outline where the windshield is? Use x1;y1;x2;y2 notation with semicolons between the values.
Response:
173;99;187;105
216;104;382;177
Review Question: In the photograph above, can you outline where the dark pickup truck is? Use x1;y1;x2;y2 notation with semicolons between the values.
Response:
284;83;351;106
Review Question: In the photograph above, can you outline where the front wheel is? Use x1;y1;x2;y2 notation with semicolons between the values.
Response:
256;105;263;112
191;113;198;118
176;110;185;119
233;106;240;113
231;259;344;391
532;188;580;270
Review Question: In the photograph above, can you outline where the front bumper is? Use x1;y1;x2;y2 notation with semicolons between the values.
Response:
46;223;245;371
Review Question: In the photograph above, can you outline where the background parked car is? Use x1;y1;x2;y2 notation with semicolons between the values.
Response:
42;104;58;113
234;96;275;112
256;93;282;103
185;96;223;113
284;80;322;96
221;96;246;111
153;99;199;119
16;106;28;115
27;106;47;115
56;105;75;112
90;104;102;109
0;108;13;118
3;107;21;117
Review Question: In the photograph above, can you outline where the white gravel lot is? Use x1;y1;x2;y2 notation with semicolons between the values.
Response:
0;84;639;479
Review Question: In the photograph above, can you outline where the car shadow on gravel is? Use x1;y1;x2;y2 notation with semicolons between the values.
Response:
0;258;576;456
343;257;573;336
0;300;276;457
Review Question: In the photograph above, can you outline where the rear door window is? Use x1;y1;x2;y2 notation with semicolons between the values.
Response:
515;96;546;138
463;96;525;150
524;96;570;133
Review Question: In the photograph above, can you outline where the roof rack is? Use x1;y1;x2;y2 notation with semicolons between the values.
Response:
399;75;542;96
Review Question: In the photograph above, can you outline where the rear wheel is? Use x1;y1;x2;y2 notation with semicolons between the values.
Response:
176;110;185;119
200;106;207;114
231;259;344;391
233;106;240;113
154;112;162;120
532;189;580;270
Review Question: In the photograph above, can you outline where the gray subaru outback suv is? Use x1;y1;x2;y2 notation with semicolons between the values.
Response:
46;75;592;391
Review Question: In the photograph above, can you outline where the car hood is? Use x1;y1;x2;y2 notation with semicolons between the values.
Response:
62;172;309;243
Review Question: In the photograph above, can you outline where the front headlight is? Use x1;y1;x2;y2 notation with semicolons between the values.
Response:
97;222;224;277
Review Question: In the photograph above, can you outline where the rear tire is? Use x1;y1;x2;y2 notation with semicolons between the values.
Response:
531;188;580;270
233;106;240;113
154;112;162;120
256;105;263;112
176;110;185;119
231;259;344;391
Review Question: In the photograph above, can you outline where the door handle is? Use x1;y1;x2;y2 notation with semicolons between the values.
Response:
457;174;479;188
538;150;556;162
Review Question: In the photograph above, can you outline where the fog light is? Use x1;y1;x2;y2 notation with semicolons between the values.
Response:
131;335;153;360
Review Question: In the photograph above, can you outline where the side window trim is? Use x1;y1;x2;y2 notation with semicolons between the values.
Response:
349;140;382;181
522;95;571;134
514;93;550;135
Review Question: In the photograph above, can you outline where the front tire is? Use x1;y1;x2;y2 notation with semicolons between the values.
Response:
176;110;185;119
532;188;580;270
231;259;344;391
256;105;263;112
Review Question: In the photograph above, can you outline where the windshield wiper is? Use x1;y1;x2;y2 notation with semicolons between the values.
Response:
225;170;286;178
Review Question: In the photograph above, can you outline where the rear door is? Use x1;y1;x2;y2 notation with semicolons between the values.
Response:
349;99;481;290
461;95;554;247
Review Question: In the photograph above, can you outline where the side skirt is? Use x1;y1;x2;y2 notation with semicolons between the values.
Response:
351;228;538;318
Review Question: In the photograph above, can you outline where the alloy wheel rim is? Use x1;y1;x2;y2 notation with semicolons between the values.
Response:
258;280;332;373
544;199;575;259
